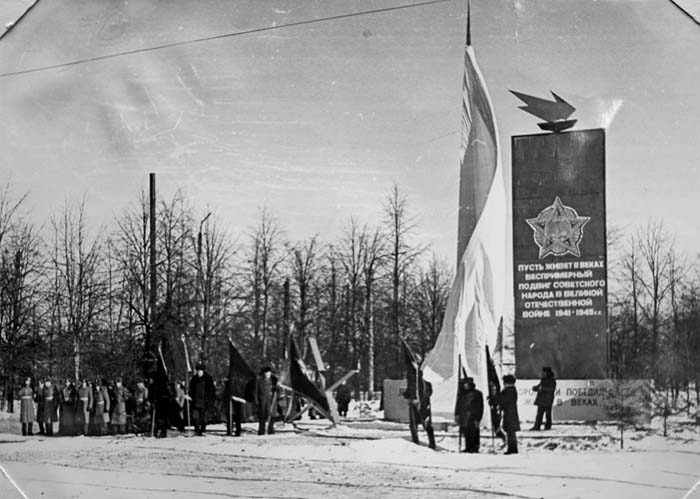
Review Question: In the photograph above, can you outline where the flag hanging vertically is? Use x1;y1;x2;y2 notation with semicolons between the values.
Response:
153;342;170;400
227;338;257;403
485;345;500;395
422;22;506;420
400;337;420;401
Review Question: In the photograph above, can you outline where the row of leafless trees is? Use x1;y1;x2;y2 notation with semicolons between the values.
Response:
2;179;698;406
0;183;452;399
608;221;700;407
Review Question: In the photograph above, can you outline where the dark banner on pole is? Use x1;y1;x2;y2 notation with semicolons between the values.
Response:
512;129;607;379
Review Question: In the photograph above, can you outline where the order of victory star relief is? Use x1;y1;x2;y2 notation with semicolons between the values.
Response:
526;196;590;259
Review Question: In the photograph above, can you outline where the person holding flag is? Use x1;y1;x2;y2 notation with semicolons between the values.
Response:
493;374;520;455
486;346;506;443
402;338;436;450
455;376;484;453
188;361;216;436
225;339;257;437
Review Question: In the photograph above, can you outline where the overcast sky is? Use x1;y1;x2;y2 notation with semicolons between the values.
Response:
1;0;698;266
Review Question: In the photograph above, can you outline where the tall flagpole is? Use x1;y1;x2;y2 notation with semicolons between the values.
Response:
181;334;192;436
457;354;463;452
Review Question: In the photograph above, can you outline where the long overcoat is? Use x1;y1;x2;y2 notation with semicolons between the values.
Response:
455;387;484;428
255;376;275;419
111;386;130;425
533;377;556;408
41;385;59;423
494;385;520;432
60;383;78;430
91;384;111;424
35;385;44;424
189;372;216;411
19;386;36;423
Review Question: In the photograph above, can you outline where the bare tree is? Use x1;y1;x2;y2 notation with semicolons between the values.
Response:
412;254;452;357
247;208;286;360
192;213;239;361
383;185;423;374
359;225;387;397
0;210;43;409
114;190;152;351
336;219;365;373
49;198;105;380
290;236;320;345
637;221;674;368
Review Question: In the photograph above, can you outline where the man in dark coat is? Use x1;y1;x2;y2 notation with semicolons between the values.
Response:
404;372;437;450
493;374;520;454
59;379;78;436
455;377;484;453
41;379;60;436
531;367;556;431
35;379;45;435
335;381;352;418
255;367;277;435
188;362;216;436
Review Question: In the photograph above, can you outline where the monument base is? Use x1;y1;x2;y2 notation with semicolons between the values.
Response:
517;379;616;422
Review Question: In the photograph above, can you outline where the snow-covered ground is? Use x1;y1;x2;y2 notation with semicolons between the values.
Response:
1;406;699;499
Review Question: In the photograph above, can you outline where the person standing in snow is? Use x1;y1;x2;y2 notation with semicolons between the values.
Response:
531;367;556;431
91;378;110;436
188;362;216;436
41;378;59;436
111;377;130;435
19;377;36;436
76;379;92;436
35;378;45;435
133;379;150;433
59;378;77;436
335;381;352;418
494;374;520;455
455;377;484;453
404;371;437;450
255;366;277;435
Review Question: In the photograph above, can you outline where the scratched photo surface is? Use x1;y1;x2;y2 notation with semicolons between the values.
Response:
1;1;699;498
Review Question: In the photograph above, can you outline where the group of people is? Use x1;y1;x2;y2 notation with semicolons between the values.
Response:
16;360;328;439
453;366;557;455
19;376;156;437
16;361;228;438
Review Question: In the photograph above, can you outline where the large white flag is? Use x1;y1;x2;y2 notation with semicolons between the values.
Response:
422;43;506;420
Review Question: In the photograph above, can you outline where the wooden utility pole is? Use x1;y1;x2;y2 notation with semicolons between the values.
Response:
147;173;157;358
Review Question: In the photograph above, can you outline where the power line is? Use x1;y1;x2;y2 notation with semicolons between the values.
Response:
0;0;454;79
668;0;700;25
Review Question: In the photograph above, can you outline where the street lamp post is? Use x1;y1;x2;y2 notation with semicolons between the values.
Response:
197;212;211;359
